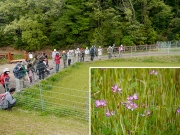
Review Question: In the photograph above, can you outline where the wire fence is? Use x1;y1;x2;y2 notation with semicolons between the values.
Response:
7;78;89;122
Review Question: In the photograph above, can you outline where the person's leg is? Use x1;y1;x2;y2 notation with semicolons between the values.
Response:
6;101;16;110
42;71;45;80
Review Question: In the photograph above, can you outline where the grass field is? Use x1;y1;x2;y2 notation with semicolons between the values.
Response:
0;55;180;134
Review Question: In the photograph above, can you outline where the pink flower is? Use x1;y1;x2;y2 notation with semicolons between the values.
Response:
177;108;180;114
127;96;134;101
133;93;138;100
106;110;115;117
112;84;122;93
147;110;151;116
95;100;106;108
125;101;138;111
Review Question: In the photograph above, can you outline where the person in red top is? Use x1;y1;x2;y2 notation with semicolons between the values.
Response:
54;52;61;73
0;68;10;92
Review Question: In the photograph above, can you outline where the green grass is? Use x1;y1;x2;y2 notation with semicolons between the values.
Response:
91;68;180;135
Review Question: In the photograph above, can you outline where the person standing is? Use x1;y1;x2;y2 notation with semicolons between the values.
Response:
32;55;38;81
98;46;102;60
67;50;72;66
52;49;57;61
62;51;67;68
107;46;113;59
80;48;85;62
37;58;46;80
75;48;80;62
13;62;26;92
54;52;61;73
0;68;10;92
27;60;35;84
85;47;89;62
90;46;95;61
119;45;124;58
0;87;16;110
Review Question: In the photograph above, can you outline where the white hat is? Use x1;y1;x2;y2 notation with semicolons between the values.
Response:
62;51;65;53
3;68;10;73
121;45;123;46
54;49;56;51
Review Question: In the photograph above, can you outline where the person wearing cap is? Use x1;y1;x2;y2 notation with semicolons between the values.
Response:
118;44;124;58
62;51;67;68
0;68;10;92
0;87;16;110
54;52;61;73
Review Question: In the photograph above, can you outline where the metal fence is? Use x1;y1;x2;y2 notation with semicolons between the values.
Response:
14;81;89;121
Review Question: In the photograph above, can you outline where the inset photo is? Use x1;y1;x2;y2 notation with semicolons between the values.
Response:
91;68;180;135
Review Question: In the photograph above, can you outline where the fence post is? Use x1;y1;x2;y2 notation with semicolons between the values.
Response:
39;84;44;111
86;91;89;121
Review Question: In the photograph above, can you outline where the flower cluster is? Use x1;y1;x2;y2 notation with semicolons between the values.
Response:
112;84;122;93
125;94;138;111
95;100;106;108
106;110;115;117
150;70;158;75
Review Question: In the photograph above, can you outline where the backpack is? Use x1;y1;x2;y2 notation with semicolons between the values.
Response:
0;93;6;108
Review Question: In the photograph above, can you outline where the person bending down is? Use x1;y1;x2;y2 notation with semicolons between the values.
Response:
1;88;16;110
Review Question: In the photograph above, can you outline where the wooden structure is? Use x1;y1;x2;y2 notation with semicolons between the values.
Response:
7;51;28;64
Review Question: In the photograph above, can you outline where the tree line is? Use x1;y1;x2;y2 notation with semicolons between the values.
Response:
0;0;180;51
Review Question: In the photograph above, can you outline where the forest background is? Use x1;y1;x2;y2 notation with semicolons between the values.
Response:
0;0;180;51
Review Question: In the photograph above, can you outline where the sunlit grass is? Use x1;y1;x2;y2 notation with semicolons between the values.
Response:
91;68;180;134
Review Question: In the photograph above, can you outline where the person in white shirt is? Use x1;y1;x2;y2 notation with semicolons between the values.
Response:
85;47;90;61
98;46;102;60
118;45;124;58
52;49;57;61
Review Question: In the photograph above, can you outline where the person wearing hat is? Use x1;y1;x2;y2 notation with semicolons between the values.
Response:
118;45;124;58
0;87;16;110
62;51;67;68
0;68;10;92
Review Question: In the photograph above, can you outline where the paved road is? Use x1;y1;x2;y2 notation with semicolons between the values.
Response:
0;51;180;94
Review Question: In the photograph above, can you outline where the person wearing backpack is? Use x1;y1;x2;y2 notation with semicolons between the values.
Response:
37;58;46;80
13;62;27;92
0;68;10;92
0;87;16;110
62;51;67;68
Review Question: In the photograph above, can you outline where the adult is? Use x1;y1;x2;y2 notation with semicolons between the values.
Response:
0;87;16;110
62;51;67;68
67;50;72;66
0;68;10;92
52;49;57;61
54;52;61;73
119;45;124;58
13;61;27;92
90;46;95;61
98;46;102;60
85;47;89;61
37;58;46;80
32;55;38;81
75;48;80;62
80;48;85;62
107;46;113;59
